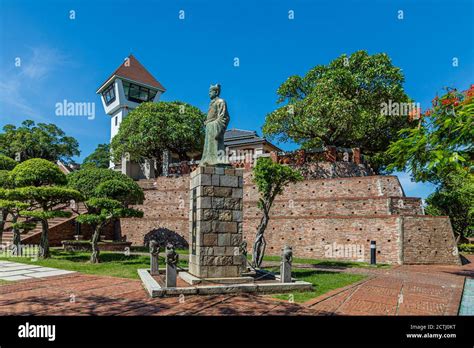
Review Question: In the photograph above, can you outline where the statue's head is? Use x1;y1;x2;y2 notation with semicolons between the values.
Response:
209;83;221;99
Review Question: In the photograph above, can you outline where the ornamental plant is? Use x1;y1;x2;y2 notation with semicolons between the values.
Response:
251;157;303;267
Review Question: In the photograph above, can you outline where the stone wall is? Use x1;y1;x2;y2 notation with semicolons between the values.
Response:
119;172;460;265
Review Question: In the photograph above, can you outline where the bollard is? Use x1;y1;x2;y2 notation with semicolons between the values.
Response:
281;245;293;283
149;240;160;275
370;240;376;265
165;243;178;288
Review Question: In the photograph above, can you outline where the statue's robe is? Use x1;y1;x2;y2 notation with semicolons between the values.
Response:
200;97;230;166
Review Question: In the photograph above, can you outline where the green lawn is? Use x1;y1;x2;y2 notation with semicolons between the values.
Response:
0;248;188;280
273;269;366;303
259;255;390;269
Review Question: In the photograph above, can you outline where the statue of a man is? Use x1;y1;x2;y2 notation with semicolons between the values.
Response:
200;84;230;166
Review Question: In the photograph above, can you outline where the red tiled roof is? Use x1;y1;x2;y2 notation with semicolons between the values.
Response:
98;54;165;92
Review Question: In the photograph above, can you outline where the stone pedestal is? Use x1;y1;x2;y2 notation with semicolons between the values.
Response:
188;166;244;278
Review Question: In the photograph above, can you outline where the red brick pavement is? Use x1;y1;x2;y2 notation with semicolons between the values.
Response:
0;256;472;316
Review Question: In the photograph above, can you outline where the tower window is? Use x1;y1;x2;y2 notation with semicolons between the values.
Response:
115;116;118;126
123;81;157;103
102;83;116;105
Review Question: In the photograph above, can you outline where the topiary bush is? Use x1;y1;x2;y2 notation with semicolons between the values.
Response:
0;154;17;171
9;158;67;187
67;168;144;204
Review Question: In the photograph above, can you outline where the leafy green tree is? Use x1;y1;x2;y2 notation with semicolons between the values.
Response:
387;86;473;183
425;172;474;241
0;170;11;188
82;144;111;169
76;198;143;263
67;168;144;204
14;186;83;258
9;158;68;187
110;101;206;169
387;85;474;241
9;158;83;258
0;120;80;163
0;154;17;170
251;157;303;267
263;51;411;172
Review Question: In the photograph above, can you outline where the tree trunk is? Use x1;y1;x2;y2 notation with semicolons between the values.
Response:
39;219;49;259
9;214;21;255
0;210;7;245
90;225;101;263
252;201;272;268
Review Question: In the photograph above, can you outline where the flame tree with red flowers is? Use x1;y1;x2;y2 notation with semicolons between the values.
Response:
387;85;474;241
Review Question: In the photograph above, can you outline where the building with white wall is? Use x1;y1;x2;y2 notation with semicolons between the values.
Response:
96;55;166;177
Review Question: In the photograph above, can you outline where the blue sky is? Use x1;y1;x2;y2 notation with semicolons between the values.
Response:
0;0;473;198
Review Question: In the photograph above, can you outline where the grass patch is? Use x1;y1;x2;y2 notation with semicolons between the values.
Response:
272;269;366;303
259;255;390;269
0;248;188;280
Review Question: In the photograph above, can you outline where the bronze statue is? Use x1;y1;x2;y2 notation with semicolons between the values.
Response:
200;84;230;166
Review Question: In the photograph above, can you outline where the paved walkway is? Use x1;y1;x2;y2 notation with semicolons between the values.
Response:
0;261;74;281
0;257;472;316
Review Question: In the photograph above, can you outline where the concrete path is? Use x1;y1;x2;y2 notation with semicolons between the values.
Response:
0;261;74;281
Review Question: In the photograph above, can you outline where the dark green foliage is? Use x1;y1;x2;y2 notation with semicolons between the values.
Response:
110;101;206;163
82;143;111;169
263;50;412;173
9;158;67;187
0;120;80;163
425;171;474;240
0;154;17;170
67;168;144;204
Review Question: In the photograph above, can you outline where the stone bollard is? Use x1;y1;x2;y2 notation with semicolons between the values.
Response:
149;240;160;276
280;245;293;283
165;243;178;288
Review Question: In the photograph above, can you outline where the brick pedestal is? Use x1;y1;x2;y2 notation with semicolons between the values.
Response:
188;166;244;278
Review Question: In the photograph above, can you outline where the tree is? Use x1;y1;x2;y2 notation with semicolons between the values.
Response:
425;171;474;241
68;168;144;262
387;85;474;241
9;159;83;258
0;120;80;163
0;154;17;170
251;157;303;267
387;86;473;183
76;198;143;263
110;101;206;170
9;158;67;187
263;50;412;172
67;168;144;204
82;144;111;169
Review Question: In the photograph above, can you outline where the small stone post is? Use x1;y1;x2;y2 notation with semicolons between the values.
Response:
281;245;293;283
165;243;178;287
149;240;159;276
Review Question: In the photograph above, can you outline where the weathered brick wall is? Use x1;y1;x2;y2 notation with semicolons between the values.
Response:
389;197;423;215
118;172;459;265
402;216;461;265
243;215;402;264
